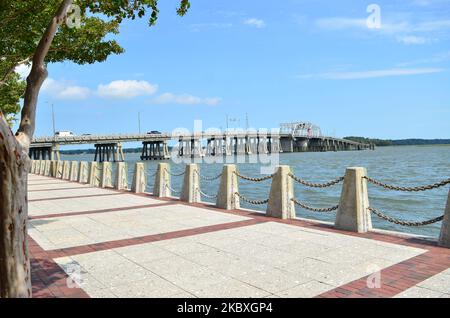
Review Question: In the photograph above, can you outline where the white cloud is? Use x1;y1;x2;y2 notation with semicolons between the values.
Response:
397;35;428;45
97;80;158;99
15;63;31;80
297;68;444;80
244;18;266;28
42;78;91;100
315;15;450;44
151;93;221;106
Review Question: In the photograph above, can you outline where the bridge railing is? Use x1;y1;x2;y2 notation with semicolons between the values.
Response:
29;159;450;248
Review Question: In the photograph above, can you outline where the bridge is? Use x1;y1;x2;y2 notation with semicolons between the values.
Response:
29;122;374;162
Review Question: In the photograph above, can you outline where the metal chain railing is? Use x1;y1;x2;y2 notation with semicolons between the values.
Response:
289;173;344;188
195;170;222;181
235;192;269;205
364;176;450;192
166;184;181;195
144;168;157;178
164;168;185;177
197;188;218;199
291;198;339;212
234;171;274;182
368;207;444;227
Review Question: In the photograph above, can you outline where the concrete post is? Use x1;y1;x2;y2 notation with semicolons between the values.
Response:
101;162;113;188
50;160;57;177
44;160;51;176
69;161;79;181
88;162;100;187
266;166;295;219
216;165;240;210
335;167;372;233
116;162;128;190
62;161;70;180
438;190;450;248
78;161;88;183
153;163;171;197
56;161;63;178
33;160;38;174
30;160;35;174
39;160;46;175
131;162;146;193
181;164;200;203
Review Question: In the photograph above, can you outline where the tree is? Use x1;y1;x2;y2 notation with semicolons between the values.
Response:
0;73;26;125
0;0;190;298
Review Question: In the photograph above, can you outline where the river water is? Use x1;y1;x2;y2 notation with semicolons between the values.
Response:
60;145;450;238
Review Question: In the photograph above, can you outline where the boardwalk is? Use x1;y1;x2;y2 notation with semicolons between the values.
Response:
28;174;450;298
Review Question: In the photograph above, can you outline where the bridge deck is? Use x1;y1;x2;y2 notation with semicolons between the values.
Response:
28;174;450;298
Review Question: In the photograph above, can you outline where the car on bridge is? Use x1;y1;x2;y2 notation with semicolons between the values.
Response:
55;131;75;137
147;130;162;135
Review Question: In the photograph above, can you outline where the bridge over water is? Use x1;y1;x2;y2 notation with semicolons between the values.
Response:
30;122;374;162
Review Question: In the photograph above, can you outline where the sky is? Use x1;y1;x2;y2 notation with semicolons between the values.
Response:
14;0;450;140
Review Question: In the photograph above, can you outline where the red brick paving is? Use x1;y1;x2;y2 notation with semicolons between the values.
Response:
28;192;124;202
28;176;450;298
29;202;179;220
29;237;90;298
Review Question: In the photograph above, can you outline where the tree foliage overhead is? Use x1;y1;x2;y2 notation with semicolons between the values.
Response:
0;0;190;121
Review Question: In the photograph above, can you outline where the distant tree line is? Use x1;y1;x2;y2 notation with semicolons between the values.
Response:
344;137;450;146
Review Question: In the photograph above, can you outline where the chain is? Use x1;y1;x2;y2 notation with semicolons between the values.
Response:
197;188;218;199
164;168;185;177
368;207;444;227
234;171;274;182
291;198;339;212
195;170;222;181
364;176;450;192
166;184;181;195
235;192;269;205
289;173;344;188
144;168;157;178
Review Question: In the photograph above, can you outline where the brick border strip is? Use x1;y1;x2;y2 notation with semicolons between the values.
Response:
29;202;179;220
29;186;94;192
29;236;90;298
45;218;267;259
29;192;124;202
317;249;450;298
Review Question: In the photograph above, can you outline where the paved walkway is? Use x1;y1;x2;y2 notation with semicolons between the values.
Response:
28;174;450;298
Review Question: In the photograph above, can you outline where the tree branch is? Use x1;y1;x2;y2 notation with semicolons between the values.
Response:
15;0;73;149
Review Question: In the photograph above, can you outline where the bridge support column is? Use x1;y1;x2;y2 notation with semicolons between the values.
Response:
51;144;60;161
131;162;146;193
438;190;450;248
88;162;100;187
69;161;79;181
153;163;171;197
335;167;372;233
181;164;200;203
141;141;170;160
266;166;295;219
216;165;240;210
116;162;128;190
78;161;89;183
101;162;113;188
94;143;124;162
62;161;70;180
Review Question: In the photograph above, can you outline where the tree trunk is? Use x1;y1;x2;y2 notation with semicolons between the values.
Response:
0;0;73;298
0;115;31;298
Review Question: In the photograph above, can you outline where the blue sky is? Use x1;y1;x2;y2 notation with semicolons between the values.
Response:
15;0;450;139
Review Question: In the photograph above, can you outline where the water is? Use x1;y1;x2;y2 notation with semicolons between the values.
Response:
60;145;450;238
